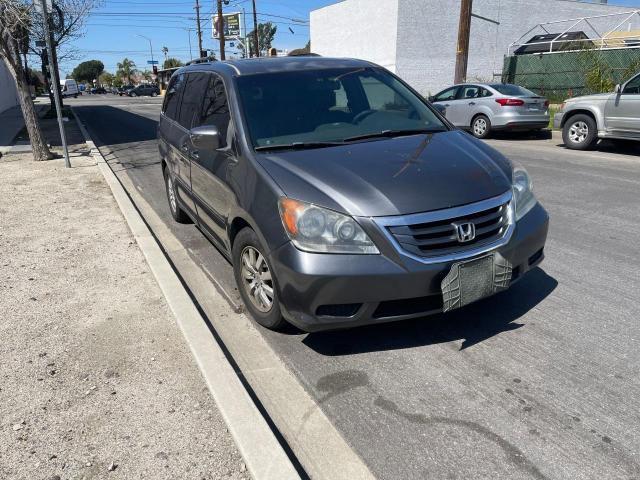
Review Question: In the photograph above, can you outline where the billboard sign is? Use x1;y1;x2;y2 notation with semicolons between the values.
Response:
212;12;243;39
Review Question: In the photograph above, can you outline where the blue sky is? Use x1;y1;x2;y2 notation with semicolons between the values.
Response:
60;0;640;76
59;0;336;75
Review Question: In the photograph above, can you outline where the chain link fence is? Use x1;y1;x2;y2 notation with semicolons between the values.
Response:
499;48;640;103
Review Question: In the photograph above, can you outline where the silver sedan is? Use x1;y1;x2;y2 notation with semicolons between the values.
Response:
429;83;550;139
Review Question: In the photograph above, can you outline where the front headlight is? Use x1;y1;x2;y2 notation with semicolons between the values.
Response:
278;198;379;254
512;164;537;221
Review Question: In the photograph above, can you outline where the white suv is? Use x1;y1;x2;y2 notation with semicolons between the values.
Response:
554;72;640;150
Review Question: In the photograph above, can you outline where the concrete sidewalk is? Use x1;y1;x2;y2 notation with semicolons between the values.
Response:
0;151;251;479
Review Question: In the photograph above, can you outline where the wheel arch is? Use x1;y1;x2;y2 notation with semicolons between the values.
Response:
560;108;598;128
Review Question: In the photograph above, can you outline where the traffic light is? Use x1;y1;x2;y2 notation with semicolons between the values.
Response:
152;65;158;75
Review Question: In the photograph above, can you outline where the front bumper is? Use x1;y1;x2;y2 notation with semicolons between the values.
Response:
269;203;549;332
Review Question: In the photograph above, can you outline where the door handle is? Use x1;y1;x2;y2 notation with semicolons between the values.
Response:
190;150;199;159
468;101;476;105
444;104;450;107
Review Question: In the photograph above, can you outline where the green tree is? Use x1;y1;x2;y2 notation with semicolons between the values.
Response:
116;58;137;84
240;22;277;57
71;60;104;83
99;71;115;86
163;57;183;69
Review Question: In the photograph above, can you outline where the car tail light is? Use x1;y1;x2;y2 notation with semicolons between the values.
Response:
495;98;525;106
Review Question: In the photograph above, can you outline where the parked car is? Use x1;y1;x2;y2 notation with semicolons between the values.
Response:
91;87;107;94
554;72;640;150
128;84;160;97
59;78;79;98
118;85;135;96
159;57;549;332
429;83;550;139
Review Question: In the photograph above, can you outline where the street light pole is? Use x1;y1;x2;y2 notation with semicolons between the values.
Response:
39;0;70;168
136;34;154;65
252;0;259;57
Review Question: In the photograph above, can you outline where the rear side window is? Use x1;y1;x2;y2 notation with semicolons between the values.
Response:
457;85;480;99
196;74;231;143
162;73;185;121
178;72;210;129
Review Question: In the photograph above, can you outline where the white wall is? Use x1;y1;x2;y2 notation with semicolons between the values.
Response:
310;0;400;72
0;58;20;114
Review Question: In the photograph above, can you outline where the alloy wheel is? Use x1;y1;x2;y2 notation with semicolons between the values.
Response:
240;246;274;313
166;174;177;214
569;121;588;144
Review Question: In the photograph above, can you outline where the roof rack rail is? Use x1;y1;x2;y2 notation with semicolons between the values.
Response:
186;55;218;66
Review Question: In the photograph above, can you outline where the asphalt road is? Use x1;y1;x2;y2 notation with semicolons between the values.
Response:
70;94;640;480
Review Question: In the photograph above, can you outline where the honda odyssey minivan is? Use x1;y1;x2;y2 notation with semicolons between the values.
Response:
158;57;549;332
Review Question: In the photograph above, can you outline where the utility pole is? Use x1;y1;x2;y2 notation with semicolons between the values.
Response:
39;0;70;168
195;0;204;57
252;0;259;57
454;0;473;84
217;0;225;60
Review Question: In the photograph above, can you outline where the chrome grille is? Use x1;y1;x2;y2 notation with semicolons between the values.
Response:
380;193;513;260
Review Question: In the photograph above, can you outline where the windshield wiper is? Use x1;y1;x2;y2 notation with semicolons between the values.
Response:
342;128;445;143
254;141;345;152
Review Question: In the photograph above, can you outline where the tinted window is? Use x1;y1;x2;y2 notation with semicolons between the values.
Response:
623;74;640;94
480;87;492;97
236;67;447;148
178;72;210;129
162;73;185;121
433;87;458;102
457;85;480;99
489;84;537;96
196;74;231;143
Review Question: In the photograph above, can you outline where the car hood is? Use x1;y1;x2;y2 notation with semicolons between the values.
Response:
255;130;513;217
566;93;612;103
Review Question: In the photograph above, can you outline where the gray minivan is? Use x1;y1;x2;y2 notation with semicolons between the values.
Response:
158;57;549;332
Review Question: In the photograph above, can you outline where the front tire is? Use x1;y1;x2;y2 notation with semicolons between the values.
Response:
562;114;597;150
232;228;287;331
471;114;491;139
163;168;190;223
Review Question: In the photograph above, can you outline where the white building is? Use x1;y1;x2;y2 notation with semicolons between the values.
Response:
0;58;19;114
310;0;634;95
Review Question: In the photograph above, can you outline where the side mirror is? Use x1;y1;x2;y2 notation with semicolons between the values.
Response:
615;84;622;94
190;125;220;150
433;103;447;115
427;95;435;102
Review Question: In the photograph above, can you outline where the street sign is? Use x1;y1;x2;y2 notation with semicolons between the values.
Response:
212;12;243;39
147;60;159;64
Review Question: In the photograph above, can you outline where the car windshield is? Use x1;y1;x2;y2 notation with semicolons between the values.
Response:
236;67;448;148
490;84;538;97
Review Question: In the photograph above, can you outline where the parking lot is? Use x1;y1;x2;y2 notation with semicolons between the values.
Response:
68;94;640;480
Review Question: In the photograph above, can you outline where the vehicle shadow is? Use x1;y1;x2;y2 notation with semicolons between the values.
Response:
556;139;640;156
491;130;553;141
302;267;557;356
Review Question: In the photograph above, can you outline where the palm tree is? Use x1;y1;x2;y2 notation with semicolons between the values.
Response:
162;46;168;61
116;58;137;85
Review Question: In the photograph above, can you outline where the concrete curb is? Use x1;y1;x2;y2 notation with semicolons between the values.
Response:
73;109;301;480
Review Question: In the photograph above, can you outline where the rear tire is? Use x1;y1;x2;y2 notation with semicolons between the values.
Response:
232;228;287;331
163;168;190;223
562;114;597;150
471;114;491;139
